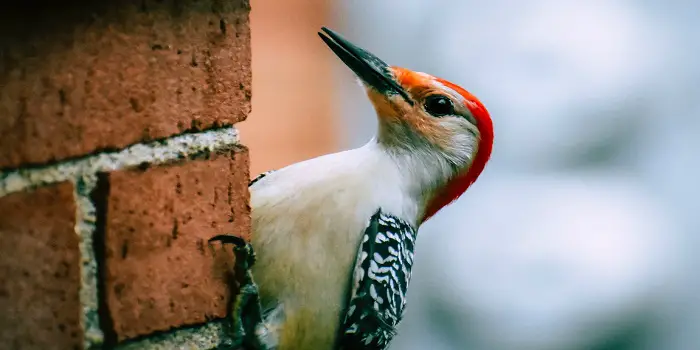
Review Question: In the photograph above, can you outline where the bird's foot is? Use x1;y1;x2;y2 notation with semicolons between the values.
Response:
209;234;268;350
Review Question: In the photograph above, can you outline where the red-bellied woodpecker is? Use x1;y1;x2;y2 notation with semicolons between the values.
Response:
209;27;494;350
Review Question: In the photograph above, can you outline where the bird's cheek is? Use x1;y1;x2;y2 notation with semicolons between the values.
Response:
434;120;478;153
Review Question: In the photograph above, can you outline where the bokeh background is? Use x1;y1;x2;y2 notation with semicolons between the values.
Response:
242;1;699;349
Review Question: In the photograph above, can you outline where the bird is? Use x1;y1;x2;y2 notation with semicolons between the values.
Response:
209;26;494;350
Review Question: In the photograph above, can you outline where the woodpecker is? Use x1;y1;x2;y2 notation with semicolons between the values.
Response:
210;27;494;350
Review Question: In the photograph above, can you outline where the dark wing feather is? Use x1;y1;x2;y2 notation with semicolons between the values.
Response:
249;170;276;187
338;209;418;350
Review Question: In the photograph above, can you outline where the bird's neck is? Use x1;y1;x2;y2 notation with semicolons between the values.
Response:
366;139;457;224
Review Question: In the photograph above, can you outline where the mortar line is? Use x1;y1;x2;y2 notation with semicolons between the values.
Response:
115;319;228;350
0;126;240;197
73;174;105;349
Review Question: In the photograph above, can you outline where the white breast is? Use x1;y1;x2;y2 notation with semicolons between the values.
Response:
251;141;420;231
247;141;421;348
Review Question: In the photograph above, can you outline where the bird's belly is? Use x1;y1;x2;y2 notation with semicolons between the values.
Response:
250;206;366;349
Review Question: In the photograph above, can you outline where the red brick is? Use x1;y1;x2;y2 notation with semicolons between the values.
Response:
0;0;252;169
102;148;250;341
0;182;83;350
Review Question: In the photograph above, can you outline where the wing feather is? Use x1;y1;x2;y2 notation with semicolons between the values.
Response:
249;170;276;187
338;209;417;349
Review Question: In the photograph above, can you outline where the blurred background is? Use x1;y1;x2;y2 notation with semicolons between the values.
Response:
242;0;699;349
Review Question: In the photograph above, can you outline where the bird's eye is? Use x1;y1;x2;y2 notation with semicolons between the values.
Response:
424;95;455;117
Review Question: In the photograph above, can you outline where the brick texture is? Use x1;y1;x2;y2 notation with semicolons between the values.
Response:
0;182;82;350
101;148;250;341
0;0;252;169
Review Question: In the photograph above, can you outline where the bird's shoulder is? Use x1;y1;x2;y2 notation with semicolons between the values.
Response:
249;147;387;191
249;170;276;187
338;209;418;350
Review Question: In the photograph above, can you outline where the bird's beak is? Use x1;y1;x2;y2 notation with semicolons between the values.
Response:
318;27;413;105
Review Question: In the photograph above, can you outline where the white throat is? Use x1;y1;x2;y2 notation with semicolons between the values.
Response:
362;139;457;221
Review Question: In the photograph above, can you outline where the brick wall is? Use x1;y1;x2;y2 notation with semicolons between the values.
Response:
0;1;252;349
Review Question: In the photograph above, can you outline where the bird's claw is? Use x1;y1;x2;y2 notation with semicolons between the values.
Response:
209;234;257;272
209;234;247;246
209;234;266;349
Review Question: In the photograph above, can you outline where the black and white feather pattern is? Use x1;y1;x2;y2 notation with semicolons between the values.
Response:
338;209;418;349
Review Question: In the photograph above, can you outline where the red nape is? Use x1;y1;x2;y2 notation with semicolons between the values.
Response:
420;78;494;223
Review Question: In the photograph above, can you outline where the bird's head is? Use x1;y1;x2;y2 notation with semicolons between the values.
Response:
319;27;494;223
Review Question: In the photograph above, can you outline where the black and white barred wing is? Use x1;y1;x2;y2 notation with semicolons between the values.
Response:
339;209;418;350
